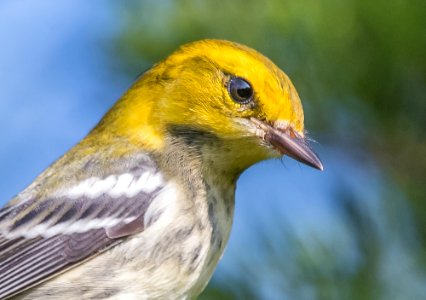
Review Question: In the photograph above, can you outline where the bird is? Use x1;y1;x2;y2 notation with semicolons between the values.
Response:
0;39;323;299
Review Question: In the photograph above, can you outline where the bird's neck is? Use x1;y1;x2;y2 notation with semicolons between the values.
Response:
158;126;247;186
155;129;236;274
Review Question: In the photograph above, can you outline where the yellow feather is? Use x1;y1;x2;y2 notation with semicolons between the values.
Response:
81;39;305;169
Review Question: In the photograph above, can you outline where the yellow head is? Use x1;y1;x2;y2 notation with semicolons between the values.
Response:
92;39;322;175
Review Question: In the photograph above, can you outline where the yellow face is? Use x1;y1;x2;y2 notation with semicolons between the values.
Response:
98;40;322;171
150;40;304;138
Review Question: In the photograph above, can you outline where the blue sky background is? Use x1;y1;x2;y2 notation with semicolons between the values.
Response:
0;1;424;299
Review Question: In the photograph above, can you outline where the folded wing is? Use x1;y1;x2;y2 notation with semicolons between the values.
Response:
0;156;164;299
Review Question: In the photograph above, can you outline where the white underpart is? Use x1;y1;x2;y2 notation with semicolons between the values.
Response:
62;172;163;199
143;182;179;229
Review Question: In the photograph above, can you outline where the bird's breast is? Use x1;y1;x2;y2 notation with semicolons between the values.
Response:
115;178;235;298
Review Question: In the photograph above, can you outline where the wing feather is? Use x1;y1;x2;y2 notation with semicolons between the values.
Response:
0;157;165;299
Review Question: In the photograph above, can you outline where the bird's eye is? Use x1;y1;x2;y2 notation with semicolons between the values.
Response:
228;77;253;104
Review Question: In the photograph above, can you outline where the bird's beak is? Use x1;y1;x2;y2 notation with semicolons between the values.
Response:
250;118;323;171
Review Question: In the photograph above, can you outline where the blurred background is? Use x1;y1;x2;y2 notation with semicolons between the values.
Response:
0;1;425;299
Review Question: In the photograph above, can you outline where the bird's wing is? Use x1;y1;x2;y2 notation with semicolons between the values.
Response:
0;154;165;299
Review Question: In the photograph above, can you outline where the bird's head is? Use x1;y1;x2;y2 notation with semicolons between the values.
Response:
94;39;322;176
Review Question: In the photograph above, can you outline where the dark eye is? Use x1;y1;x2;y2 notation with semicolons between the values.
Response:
228;77;253;104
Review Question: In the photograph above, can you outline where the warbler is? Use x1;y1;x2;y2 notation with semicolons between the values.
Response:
0;39;322;299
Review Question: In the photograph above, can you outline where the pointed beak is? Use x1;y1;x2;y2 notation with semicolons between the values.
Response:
251;118;323;171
